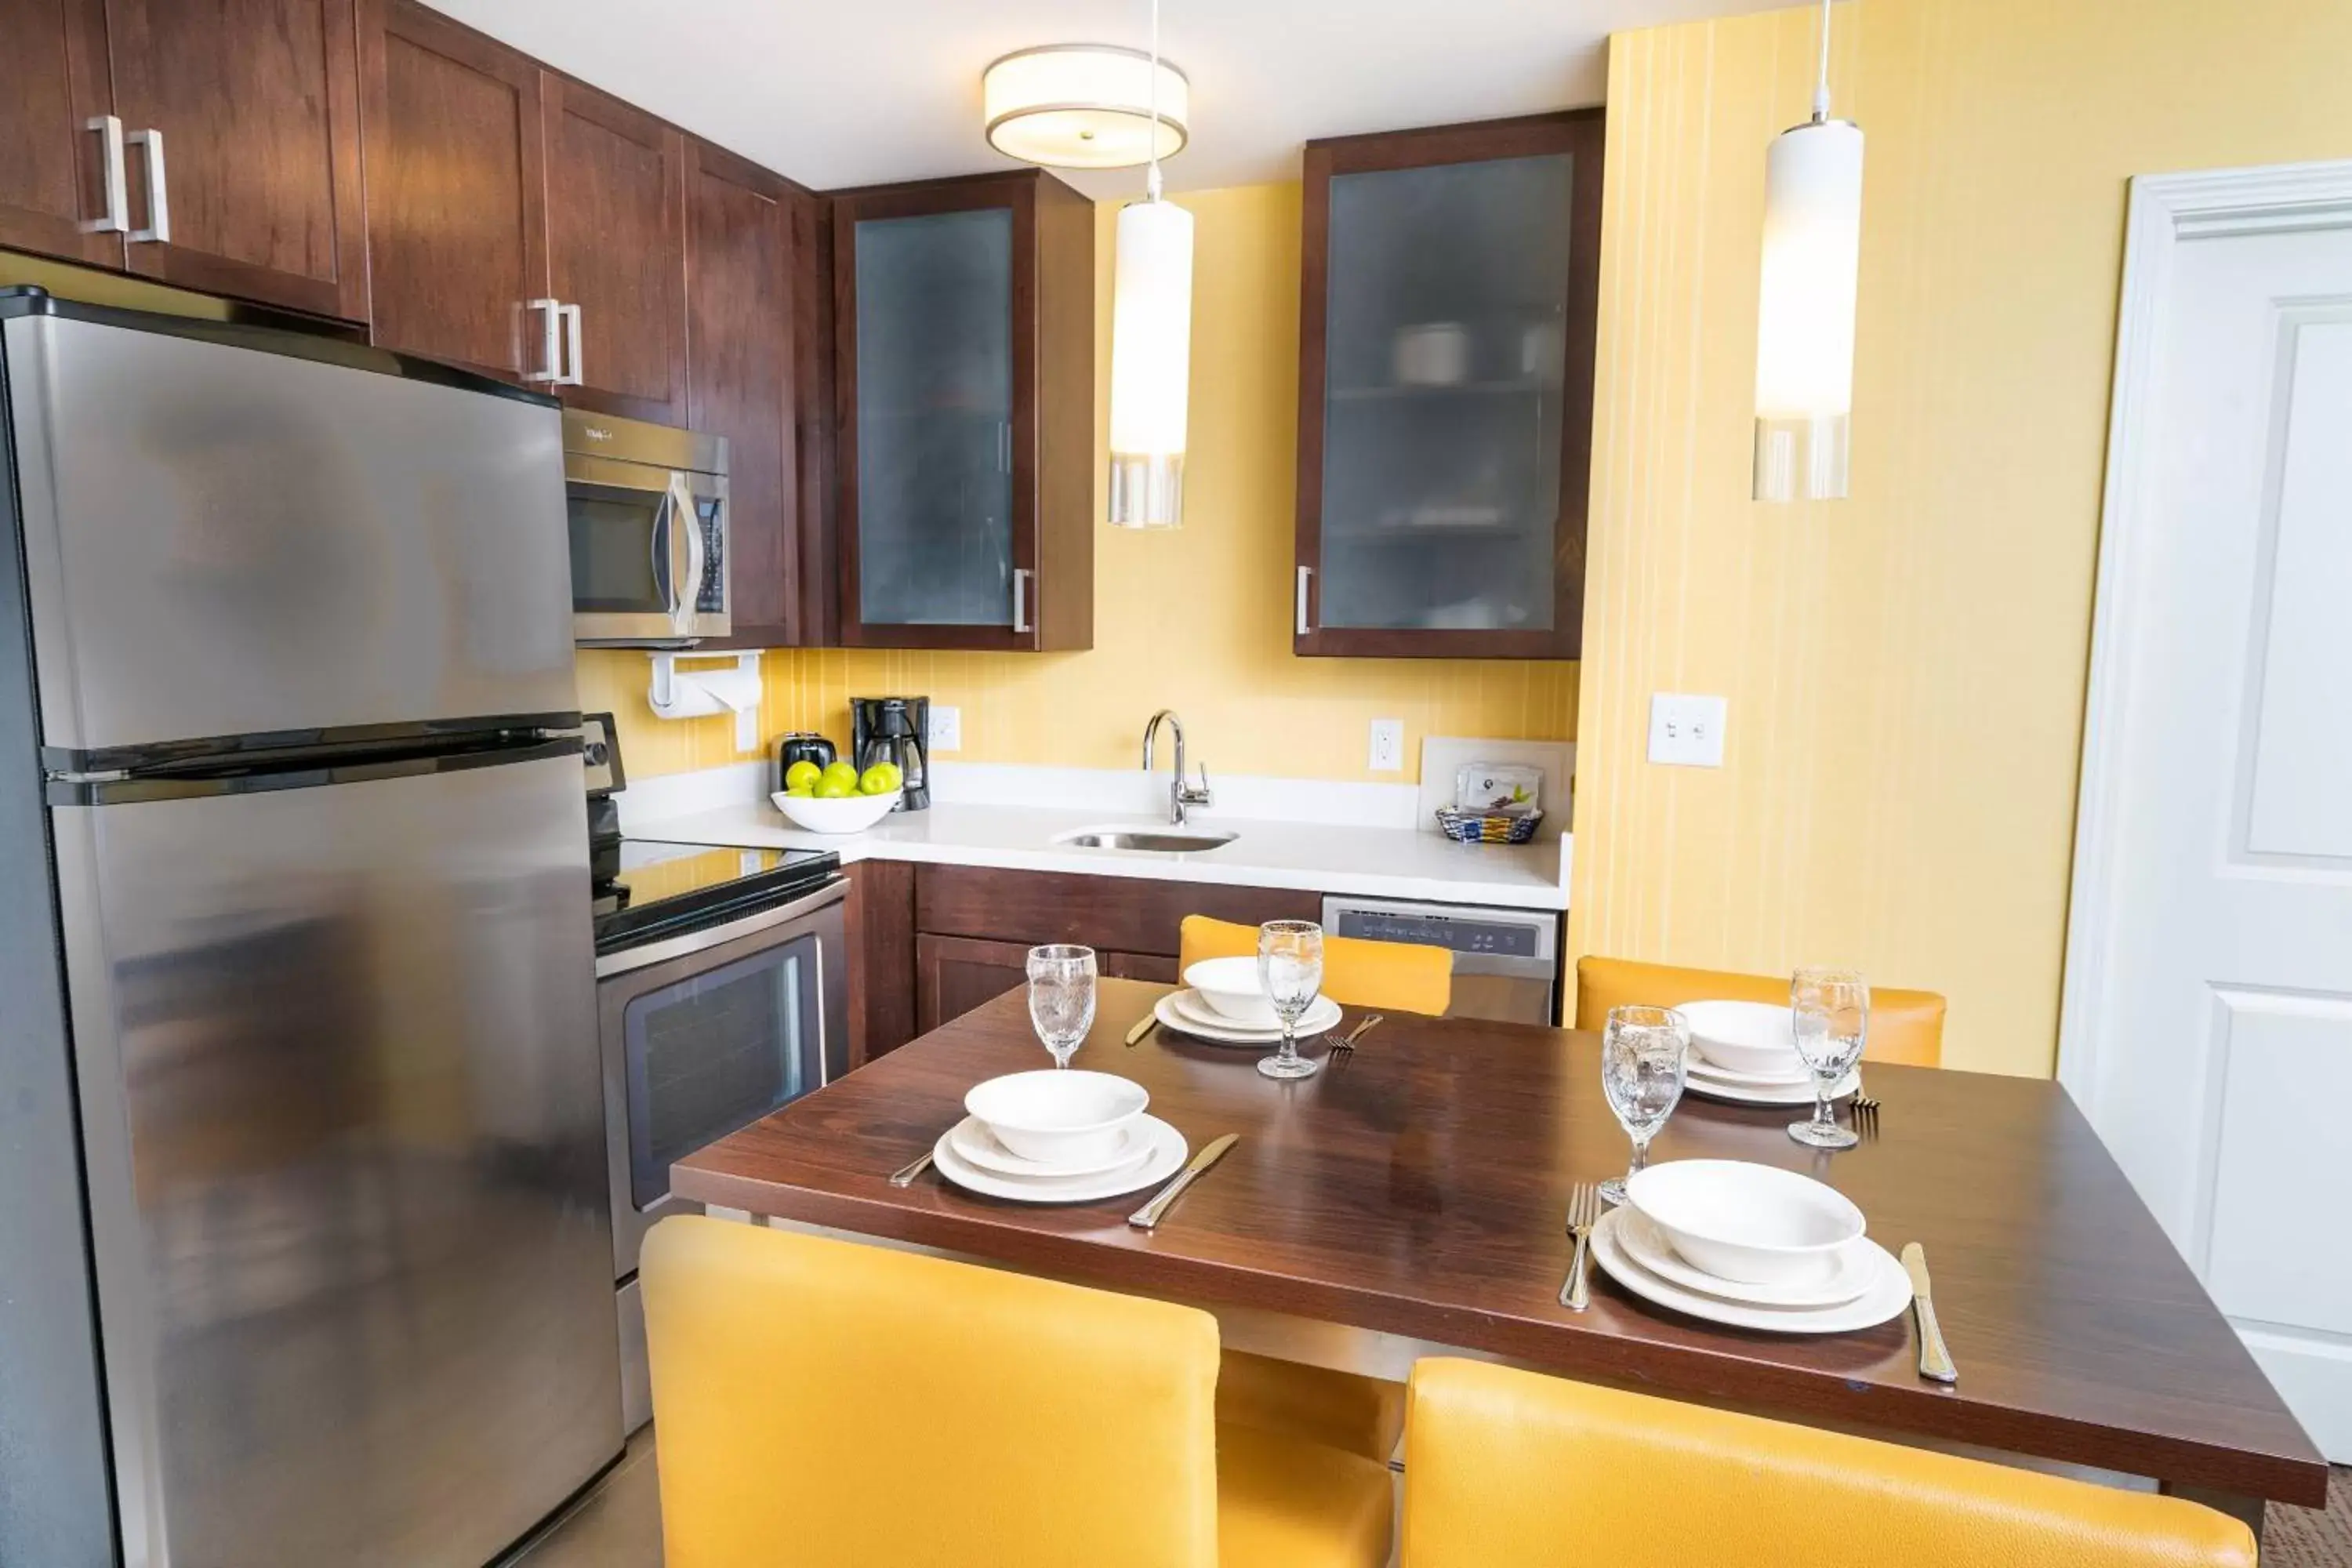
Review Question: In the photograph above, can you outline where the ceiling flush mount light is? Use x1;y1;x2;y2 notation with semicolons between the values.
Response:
1754;0;1864;503
983;44;1189;169
1105;0;1193;528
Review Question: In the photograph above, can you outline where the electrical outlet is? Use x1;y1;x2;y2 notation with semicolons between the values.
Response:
1369;719;1405;772
1647;694;1727;767
928;705;962;753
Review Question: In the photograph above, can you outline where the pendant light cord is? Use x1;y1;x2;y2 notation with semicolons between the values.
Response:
1811;0;1833;121
1146;0;1164;201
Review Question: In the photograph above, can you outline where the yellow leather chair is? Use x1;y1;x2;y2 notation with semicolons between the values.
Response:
1181;914;1452;1016
640;1214;1391;1568
1179;913;1437;1464
1574;955;1947;1068
1399;1359;2254;1568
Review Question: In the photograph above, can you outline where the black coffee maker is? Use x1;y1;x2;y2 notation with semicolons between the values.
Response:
851;696;930;811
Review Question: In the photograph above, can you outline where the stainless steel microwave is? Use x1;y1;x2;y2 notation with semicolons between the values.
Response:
565;408;730;645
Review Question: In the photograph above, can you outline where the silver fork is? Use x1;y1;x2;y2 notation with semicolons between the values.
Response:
1325;1013;1385;1069
1557;1181;1603;1310
1852;1069;1882;1134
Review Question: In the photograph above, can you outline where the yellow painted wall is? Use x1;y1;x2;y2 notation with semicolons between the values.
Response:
579;181;1579;782
1569;0;2352;1076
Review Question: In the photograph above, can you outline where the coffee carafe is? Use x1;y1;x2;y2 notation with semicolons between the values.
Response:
850;696;930;811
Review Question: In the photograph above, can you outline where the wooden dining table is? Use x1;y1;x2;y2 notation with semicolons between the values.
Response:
673;978;2328;1537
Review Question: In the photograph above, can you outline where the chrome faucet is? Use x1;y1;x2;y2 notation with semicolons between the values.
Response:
1142;710;1213;826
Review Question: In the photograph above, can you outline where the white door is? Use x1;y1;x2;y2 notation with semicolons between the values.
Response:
2062;162;2352;1463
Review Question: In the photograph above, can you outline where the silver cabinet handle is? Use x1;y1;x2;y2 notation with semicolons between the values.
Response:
1011;567;1031;634
559;303;584;387
83;116;129;234
127;127;169;244
1296;565;1314;637
524;299;562;383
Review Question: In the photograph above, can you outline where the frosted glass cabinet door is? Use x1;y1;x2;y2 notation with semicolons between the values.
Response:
1297;113;1604;659
849;206;1014;628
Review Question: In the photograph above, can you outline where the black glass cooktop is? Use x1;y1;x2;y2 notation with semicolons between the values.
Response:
593;841;840;955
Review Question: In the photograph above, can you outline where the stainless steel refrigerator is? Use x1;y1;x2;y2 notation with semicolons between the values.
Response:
0;289;622;1567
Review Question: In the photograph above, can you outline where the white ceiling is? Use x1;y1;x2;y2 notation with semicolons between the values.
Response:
422;0;1752;197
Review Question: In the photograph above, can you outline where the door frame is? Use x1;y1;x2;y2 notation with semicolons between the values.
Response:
2057;158;2352;1116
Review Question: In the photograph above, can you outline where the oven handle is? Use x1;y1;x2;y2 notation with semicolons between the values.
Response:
594;876;848;979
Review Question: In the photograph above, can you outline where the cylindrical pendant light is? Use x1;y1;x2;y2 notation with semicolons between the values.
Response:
1753;0;1864;503
1105;0;1193;528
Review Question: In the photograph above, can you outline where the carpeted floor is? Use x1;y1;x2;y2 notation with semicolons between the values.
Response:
2264;1465;2350;1566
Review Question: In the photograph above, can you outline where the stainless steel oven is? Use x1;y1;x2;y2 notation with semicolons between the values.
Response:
594;843;846;1426
565;408;731;645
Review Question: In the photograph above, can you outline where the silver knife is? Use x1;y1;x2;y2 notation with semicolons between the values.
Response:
1902;1243;1959;1384
1127;1134;1240;1229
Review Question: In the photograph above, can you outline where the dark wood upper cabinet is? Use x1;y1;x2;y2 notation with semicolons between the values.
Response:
831;169;1092;652
1296;111;1604;659
688;139;803;648
543;76;688;425
0;0;120;267
358;0;549;381
104;0;370;320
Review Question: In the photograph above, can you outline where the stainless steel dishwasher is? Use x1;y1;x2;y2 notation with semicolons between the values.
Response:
1319;895;1563;1025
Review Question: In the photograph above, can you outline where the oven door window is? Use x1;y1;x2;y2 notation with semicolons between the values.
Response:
621;933;822;1210
570;481;671;615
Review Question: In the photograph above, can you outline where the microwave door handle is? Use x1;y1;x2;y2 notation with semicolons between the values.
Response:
646;490;674;622
671;474;702;637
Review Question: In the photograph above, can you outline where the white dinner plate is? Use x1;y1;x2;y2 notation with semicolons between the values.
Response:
1156;989;1344;1045
1684;1056;1814;1089
1682;1067;1860;1106
1589;1208;1911;1334
947;1114;1152;1180
1614;1205;1874;1308
932;1115;1186;1203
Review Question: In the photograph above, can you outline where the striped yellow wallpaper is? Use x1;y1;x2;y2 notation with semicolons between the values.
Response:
1567;0;2352;1077
579;180;1578;785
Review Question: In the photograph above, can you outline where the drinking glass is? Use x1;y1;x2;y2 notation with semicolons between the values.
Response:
1599;1005;1690;1205
1256;920;1325;1080
1025;945;1098;1069
1788;967;1868;1149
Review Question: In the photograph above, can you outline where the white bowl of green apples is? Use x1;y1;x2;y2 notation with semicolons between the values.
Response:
771;758;902;834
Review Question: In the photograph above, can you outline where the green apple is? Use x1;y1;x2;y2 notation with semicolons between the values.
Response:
858;761;899;795
820;760;860;793
813;778;855;800
783;760;822;792
782;784;814;798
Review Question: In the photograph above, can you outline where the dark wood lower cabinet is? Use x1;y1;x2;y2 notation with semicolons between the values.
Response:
915;935;1173;1036
888;865;1324;1036
844;859;916;1067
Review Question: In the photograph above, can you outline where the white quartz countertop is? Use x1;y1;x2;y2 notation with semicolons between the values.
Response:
627;798;1570;912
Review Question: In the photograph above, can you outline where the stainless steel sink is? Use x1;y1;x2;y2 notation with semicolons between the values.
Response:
1052;827;1238;853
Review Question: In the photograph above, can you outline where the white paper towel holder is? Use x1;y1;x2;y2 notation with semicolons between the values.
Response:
648;650;764;751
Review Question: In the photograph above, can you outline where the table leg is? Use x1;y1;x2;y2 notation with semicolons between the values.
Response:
2159;1481;2267;1558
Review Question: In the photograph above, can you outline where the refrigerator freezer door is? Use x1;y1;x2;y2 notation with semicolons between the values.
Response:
51;746;621;1568
5;310;576;760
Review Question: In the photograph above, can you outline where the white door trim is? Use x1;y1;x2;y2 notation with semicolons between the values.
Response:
2059;158;2352;1112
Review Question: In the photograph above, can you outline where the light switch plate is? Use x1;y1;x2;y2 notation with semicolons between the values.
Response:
1369;719;1405;772
1647;694;1726;767
929;705;962;753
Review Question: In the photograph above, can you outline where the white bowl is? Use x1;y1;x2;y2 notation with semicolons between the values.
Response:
1626;1160;1866;1287
964;1070;1149;1167
1182;956;1281;1029
1678;1000;1804;1078
770;788;899;835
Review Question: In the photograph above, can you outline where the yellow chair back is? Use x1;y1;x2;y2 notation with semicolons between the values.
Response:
1181;914;1451;1015
1400;1359;2255;1568
641;1214;1220;1568
1574;955;1945;1067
